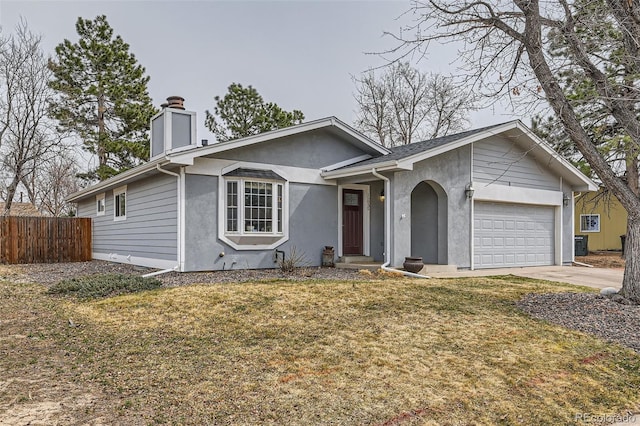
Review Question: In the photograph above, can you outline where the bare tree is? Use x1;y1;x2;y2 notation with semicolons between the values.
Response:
23;152;80;216
390;0;640;302
0;21;65;215
353;62;474;147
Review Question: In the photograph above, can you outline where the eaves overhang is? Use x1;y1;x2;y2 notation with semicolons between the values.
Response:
66;157;174;203
321;161;408;179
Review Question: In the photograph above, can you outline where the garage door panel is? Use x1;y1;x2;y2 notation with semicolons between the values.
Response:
475;202;554;269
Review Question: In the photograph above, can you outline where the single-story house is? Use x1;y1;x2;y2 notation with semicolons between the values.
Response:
67;98;598;272
574;187;627;251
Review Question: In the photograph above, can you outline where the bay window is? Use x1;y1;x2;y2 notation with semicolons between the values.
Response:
226;180;283;234
220;168;288;249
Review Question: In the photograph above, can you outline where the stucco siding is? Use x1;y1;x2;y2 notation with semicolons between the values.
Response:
473;136;559;191
77;174;178;262
213;130;368;169
369;180;385;262
392;145;471;268
184;174;338;271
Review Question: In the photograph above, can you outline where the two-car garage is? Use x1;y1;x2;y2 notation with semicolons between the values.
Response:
474;202;556;269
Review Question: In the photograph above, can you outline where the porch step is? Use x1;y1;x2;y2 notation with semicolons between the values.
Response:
339;256;374;264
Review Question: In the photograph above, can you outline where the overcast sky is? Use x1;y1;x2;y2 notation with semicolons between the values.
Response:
1;0;517;146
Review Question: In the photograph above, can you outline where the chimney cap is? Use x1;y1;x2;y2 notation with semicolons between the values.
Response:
165;96;185;110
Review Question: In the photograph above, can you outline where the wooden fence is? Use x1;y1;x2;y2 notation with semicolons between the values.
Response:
0;216;92;264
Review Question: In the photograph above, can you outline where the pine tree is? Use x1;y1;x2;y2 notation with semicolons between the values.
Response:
48;15;157;181
205;83;304;142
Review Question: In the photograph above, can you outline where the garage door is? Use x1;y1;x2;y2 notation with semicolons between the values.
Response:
474;202;555;268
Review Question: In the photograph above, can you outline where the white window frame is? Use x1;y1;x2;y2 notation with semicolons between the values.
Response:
217;168;290;250
580;214;600;233
224;178;284;236
96;193;105;216
113;185;127;221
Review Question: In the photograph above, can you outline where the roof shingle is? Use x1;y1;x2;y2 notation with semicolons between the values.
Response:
337;122;510;169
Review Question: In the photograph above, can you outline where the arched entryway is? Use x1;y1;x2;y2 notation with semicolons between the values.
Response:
411;181;448;264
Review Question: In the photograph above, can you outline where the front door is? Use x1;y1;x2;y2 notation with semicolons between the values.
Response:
343;189;363;255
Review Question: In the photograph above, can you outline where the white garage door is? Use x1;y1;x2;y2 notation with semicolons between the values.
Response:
474;202;555;269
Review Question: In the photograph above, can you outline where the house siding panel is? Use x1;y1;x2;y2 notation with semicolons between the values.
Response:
76;174;178;262
213;130;368;169
392;146;470;268
473;136;559;191
183;174;338;271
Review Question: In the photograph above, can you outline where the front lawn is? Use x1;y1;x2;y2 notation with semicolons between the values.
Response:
1;275;639;425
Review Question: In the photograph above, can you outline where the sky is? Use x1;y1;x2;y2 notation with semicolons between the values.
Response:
0;0;518;148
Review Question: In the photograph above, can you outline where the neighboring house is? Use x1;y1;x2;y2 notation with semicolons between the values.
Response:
574;188;627;251
0;202;42;216
67;99;597;272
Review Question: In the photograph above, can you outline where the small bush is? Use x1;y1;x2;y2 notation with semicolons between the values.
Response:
278;246;310;274
47;273;162;299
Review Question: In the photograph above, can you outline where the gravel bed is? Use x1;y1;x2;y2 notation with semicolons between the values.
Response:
518;292;640;353
0;260;360;287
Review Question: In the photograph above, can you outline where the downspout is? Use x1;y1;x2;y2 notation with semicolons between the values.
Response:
371;168;429;279
156;164;183;273
469;143;475;270
142;265;179;278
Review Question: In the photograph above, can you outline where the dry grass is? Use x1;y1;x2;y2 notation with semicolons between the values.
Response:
2;276;640;425
576;252;625;269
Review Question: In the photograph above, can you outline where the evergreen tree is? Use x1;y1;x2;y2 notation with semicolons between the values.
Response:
48;15;157;181
205;83;304;142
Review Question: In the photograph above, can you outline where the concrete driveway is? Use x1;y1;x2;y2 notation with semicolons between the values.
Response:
428;265;624;290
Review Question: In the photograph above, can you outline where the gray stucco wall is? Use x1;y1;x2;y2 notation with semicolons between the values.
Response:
411;182;439;263
77;173;178;261
562;180;574;264
369;180;385;262
184;174;338;271
474;136;559;191
213;130;368;169
392;146;472;268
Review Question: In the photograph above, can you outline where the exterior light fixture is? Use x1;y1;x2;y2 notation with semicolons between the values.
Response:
379;190;385;202
563;193;570;207
465;184;475;200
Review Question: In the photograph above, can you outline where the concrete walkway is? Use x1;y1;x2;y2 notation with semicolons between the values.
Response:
427;265;624;290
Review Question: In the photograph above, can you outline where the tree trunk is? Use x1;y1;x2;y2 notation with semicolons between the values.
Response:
3;174;20;215
622;214;640;302
97;93;106;167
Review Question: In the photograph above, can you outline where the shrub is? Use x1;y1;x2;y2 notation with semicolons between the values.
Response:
278;246;310;274
47;273;162;299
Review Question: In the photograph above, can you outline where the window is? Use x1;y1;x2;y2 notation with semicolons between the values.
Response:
227;181;238;232
114;185;127;221
96;193;105;216
219;168;289;250
225;179;283;234
580;214;600;232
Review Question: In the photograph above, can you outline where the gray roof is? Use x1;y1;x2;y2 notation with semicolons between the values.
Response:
337;122;509;169
223;168;285;180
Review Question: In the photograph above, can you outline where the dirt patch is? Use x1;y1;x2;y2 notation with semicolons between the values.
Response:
575;251;625;269
0;391;103;426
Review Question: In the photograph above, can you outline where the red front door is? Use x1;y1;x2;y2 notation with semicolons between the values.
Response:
343;189;363;255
